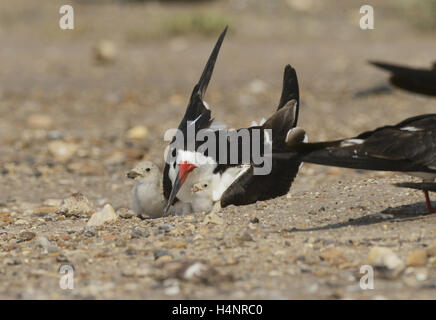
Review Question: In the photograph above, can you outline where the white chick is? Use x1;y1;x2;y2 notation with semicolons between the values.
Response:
190;180;215;213
127;161;191;218
127;161;165;218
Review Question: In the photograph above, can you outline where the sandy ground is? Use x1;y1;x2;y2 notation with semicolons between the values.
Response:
1;0;436;299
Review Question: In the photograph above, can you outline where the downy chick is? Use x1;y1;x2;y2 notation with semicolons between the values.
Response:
127;161;192;217
127;161;165;218
191;180;215;213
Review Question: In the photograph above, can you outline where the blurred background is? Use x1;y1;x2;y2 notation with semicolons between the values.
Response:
0;0;436;205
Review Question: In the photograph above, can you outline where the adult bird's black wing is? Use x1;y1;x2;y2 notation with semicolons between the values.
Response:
178;26;228;128
163;26;227;200
370;61;436;97
220;66;303;207
286;114;436;174
277;64;299;126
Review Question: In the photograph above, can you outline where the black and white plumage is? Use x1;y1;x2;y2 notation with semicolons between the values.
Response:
163;26;262;213
370;61;436;97
162;26;304;213
284;114;436;212
163;27;226;213
165;65;303;212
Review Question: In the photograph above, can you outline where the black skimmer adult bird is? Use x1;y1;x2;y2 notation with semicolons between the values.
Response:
370;61;436;97
163;28;304;213
166;64;303;213
284;114;436;212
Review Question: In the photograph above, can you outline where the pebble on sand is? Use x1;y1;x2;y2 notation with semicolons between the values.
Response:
426;245;436;257
320;247;347;266
117;208;135;219
87;204;118;227
126;125;148;140
202;212;224;225
155;255;173;263
93;40;117;63
17;231;36;243
174;261;232;285
154;249;170;260
368;247;405;276
406;250;428;267
14;219;28;225
56;193;94;217
47;141;78;162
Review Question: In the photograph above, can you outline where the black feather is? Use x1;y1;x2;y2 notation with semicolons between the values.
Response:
370;61;436;97
287;114;436;174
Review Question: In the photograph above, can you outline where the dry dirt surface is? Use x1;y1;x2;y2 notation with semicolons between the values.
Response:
1;0;436;299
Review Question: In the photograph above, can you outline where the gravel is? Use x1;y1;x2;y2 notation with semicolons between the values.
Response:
1;0;436;300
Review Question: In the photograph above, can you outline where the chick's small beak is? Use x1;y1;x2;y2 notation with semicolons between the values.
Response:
127;171;139;179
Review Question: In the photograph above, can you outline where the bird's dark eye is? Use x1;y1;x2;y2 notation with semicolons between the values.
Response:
146;168;150;172
203;183;208;188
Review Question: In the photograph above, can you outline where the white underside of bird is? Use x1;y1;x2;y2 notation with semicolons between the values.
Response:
131;181;164;218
